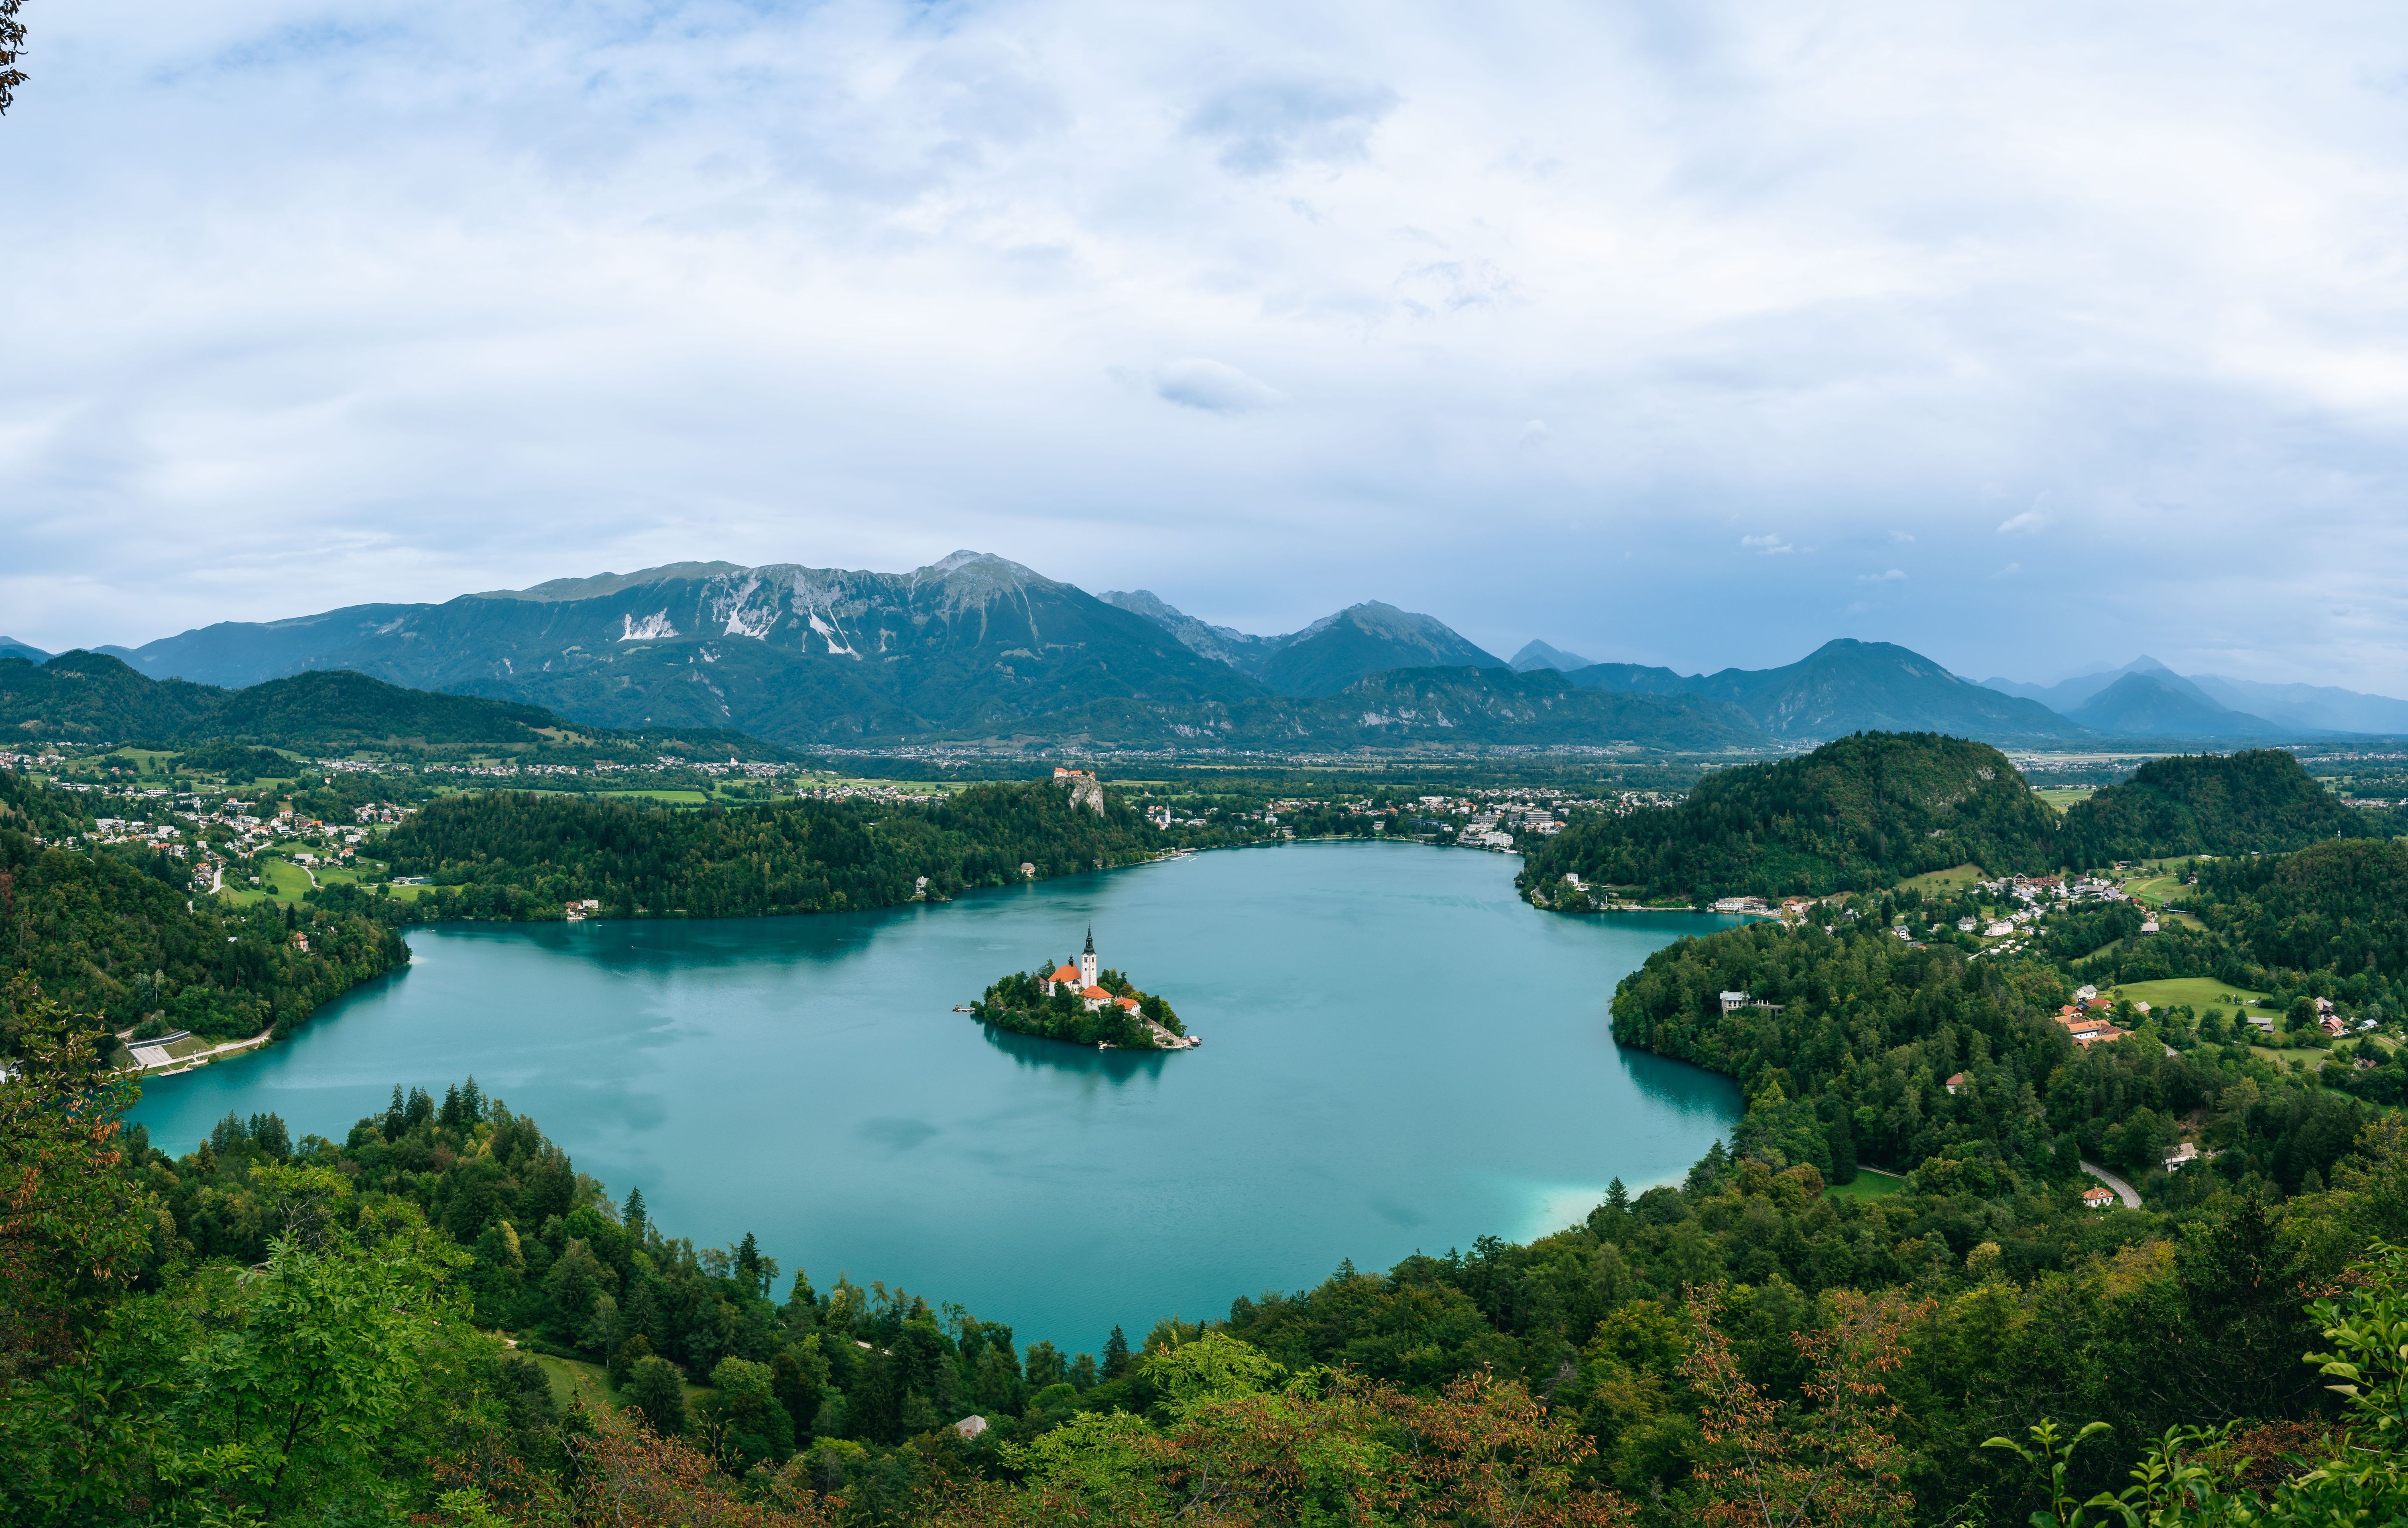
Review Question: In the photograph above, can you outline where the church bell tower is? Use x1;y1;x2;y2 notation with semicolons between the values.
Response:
1079;927;1098;989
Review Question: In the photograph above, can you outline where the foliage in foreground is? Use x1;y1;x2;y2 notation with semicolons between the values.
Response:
15;959;2408;1524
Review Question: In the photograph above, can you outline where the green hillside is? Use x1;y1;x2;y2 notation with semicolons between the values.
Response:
0;651;568;747
0;651;787;760
0;770;406;1041
363;777;1213;921
1518;731;2061;903
2197;837;2408;989
2060;749;2375;862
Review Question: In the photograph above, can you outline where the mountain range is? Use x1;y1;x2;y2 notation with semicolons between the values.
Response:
1095;592;1505;696
47;553;2408;752
1566;638;2084;743
1508;641;1596;673
1981;655;2408;737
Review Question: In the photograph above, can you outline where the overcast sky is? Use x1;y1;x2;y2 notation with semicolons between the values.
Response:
5;2;2406;688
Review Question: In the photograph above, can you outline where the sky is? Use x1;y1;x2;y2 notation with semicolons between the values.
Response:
4;2;2407;690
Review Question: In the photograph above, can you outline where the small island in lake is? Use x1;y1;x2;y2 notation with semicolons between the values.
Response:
970;928;1198;1050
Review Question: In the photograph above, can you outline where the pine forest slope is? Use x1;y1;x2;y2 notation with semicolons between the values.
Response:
2061;749;2383;863
0;770;408;1040
366;777;1202;922
2;651;596;748
1519;731;2062;903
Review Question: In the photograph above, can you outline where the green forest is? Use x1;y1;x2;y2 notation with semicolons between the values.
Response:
360;777;1245;922
1521;736;2392;908
12;734;2408;1525
2058;749;2391;863
1519;732;2062;904
0;769;407;1044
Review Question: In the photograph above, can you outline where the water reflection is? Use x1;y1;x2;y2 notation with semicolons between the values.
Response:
978;1023;1175;1082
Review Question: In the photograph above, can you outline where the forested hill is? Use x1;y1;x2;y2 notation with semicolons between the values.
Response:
1518;731;2060;905
0;650;572;746
0;770;407;1047
22;931;2408;1521
2196;837;2408;1000
2060;749;2379;862
366;776;1219;922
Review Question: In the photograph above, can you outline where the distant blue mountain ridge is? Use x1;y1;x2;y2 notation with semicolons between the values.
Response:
47;557;2408;749
1980;656;2408;738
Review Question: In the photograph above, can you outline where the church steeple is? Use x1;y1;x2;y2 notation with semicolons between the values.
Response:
1079;927;1098;989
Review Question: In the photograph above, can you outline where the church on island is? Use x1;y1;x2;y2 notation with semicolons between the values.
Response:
1043;928;1145;1019
971;928;1198;1050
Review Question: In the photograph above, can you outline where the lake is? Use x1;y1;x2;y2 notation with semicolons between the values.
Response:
131;840;1739;1352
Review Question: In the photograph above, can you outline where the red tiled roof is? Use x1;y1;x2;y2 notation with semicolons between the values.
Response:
1048;965;1082;983
1080;986;1111;1000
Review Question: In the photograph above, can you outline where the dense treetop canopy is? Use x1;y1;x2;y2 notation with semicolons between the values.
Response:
2060;749;2378;863
1520;732;2061;902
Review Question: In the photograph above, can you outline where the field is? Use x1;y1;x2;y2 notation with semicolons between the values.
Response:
597;789;712;804
240;857;317;904
2107;977;2270;1012
1828;1169;1906;1201
2034;787;2097;812
1895;863;1984;895
2251;1046;2332;1071
523;1348;715;1412
525;1350;619;1412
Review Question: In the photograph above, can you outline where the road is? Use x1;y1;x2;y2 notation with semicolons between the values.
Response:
2081;1160;2142;1209
126;1031;273;1074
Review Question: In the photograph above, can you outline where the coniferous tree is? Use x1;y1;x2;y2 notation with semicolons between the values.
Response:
625;1355;689;1438
1102;1325;1131;1379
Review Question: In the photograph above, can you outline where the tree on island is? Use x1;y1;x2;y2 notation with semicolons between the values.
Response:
970;959;1188;1049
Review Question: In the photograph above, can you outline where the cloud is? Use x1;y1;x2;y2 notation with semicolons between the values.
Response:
1185;77;1400;176
3;2;2408;691
1857;568;1907;582
1993;562;2023;578
1997;511;2052;535
1889;531;1916;543
1150;359;1283;414
1741;534;1794;555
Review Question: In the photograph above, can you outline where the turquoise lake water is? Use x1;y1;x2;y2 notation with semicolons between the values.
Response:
131;841;1739;1353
